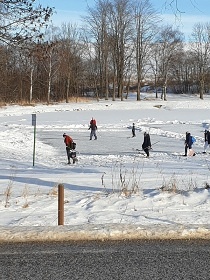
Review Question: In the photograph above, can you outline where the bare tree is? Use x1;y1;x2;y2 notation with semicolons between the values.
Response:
132;0;160;101
162;0;200;17
82;31;101;100
58;23;84;102
85;0;111;100
108;0;133;101
20;43;40;103
0;0;54;45
154;25;184;100
0;45;19;102
190;22;210;99
149;43;160;98
34;27;60;103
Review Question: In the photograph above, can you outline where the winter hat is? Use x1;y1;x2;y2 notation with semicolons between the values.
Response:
63;133;66;137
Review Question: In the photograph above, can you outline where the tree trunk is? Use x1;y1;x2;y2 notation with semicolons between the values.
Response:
137;79;141;101
47;49;53;104
29;66;34;104
66;76;70;103
200;78;204;100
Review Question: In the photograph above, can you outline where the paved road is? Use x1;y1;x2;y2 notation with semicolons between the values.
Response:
0;240;209;280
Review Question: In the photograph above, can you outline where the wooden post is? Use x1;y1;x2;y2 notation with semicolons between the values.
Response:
58;184;64;225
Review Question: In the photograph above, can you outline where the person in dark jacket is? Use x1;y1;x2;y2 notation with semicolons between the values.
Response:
132;123;136;137
142;132;151;157
184;132;195;156
89;118;97;140
203;129;210;153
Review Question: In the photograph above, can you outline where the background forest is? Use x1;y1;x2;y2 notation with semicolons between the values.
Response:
1;0;210;104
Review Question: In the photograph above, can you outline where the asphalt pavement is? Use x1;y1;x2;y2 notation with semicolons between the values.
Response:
0;239;210;280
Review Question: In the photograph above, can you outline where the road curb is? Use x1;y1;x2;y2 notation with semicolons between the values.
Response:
0;224;210;242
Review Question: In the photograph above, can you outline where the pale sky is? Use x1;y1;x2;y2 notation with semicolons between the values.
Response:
37;0;210;40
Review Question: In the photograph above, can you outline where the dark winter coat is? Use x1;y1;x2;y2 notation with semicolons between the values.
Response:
142;133;151;149
132;124;136;137
185;132;193;148
204;130;210;144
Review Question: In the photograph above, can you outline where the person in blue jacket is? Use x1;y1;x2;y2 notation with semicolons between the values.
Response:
184;132;195;156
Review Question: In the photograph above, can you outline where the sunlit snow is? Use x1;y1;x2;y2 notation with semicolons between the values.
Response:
0;92;210;242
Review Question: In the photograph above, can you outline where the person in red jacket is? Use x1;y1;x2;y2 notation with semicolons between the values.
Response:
89;117;97;140
63;133;74;164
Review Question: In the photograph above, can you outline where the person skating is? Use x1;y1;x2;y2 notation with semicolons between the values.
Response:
142;132;151;157
63;133;76;164
132;123;136;137
184;132;196;156
203;129;210;153
89;117;97;140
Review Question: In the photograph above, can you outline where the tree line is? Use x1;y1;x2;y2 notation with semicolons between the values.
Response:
1;0;210;104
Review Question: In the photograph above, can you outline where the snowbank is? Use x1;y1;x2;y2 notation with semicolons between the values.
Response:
1;224;210;243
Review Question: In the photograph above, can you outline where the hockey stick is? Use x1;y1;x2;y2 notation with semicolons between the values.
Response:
134;141;160;152
150;141;160;146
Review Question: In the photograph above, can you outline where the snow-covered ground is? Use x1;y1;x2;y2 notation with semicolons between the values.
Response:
1;92;210;242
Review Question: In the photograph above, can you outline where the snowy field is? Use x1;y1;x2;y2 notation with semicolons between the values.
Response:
1;92;210;242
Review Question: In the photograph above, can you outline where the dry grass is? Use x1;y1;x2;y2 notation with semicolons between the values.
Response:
34;187;41;197
22;185;29;198
101;162;141;197
93;193;100;201
0;96;96;108
67;96;93;103
160;174;198;193
160;175;179;193
4;185;12;208
0;101;7;107
22;202;29;208
18;100;36;106
48;185;58;196
4;169;17;207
